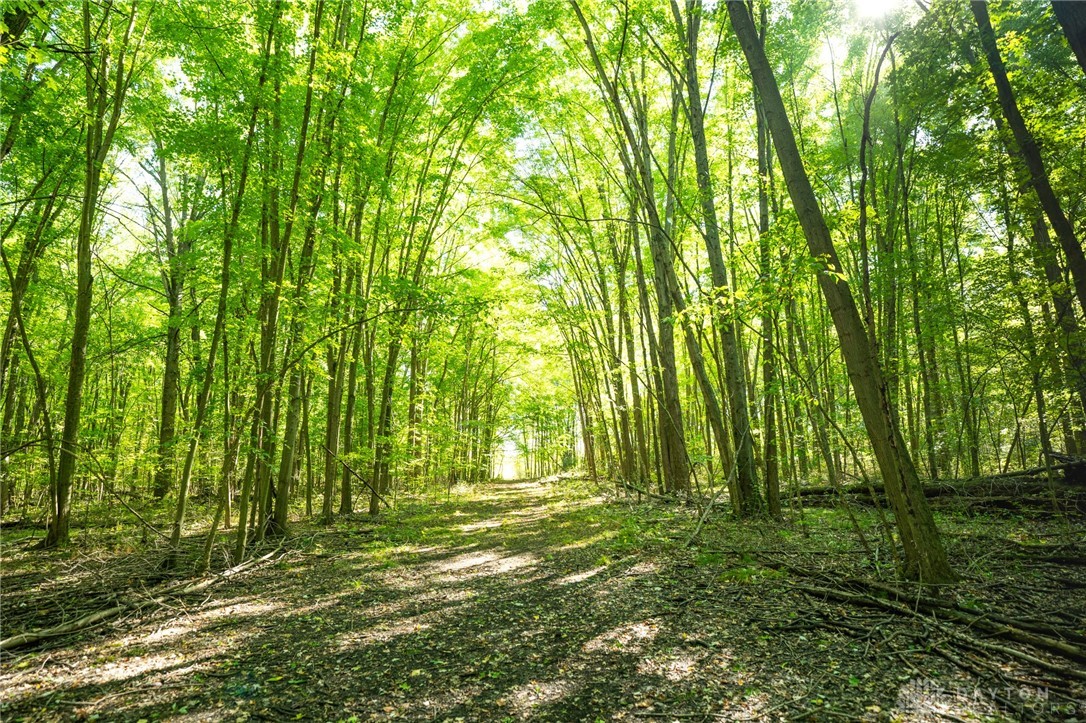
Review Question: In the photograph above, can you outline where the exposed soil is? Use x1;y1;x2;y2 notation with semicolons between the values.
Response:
2;480;1084;721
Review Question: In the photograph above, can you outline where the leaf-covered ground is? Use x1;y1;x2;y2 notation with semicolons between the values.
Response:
2;480;1084;722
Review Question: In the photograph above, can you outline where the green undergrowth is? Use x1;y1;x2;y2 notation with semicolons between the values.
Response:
4;476;1079;589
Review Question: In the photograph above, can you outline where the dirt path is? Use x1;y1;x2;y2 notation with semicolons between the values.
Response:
2;480;1083;721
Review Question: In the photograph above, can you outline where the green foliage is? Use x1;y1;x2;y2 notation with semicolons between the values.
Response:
1;0;1083;568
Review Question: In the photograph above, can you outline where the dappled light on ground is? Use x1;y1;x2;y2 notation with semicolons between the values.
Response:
636;649;706;682
2;480;1083;721
583;620;660;654
430;550;538;577
552;565;606;585
506;678;577;715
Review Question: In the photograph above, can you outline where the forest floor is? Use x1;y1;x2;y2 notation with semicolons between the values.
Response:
1;479;1085;722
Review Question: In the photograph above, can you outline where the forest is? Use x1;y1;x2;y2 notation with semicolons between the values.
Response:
1;0;1085;720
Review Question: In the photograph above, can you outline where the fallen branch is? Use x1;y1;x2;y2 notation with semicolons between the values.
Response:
323;445;390;509
0;544;284;651
754;553;1086;681
793;581;1086;681
0;437;46;456
685;443;741;547
618;479;676;502
0;606;128;652
796;471;1086;510
107;487;168;540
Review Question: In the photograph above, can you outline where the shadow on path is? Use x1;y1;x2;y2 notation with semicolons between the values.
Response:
2;480;1070;721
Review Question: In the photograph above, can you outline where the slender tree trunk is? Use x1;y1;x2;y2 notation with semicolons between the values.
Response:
673;0;760;512
907;225;939;479
618;223;651;487
47;1;139;547
570;0;690;492
598;225;635;485
207;9;278;560
1027;214;1086;431
340;312;362;511
271;0;327;537
323;275;350;522
632;217;664;492
151;147;188;500
753;45;780;517
370;338;401;514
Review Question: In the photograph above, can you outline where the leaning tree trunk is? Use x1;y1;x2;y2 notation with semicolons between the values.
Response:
570;0;690;493
972;1;1086;324
728;2;954;583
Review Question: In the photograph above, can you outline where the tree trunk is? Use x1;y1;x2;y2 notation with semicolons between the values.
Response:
340;311;362;512
1052;1;1086;77
270;0;327;537
729;2;954;582
151;146;188;500
323;274;350;523
47;1;138;548
972;1;1086;324
570;0;690;493
370;338;401;515
674;0;760;513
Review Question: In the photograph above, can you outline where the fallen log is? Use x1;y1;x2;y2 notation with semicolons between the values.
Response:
0;605;128;652
796;467;1086;507
617;479;676;502
758;555;1086;673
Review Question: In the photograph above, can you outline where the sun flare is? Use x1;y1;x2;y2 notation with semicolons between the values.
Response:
856;0;901;18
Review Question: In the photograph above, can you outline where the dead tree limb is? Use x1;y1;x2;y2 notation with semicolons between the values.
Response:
0;545;283;651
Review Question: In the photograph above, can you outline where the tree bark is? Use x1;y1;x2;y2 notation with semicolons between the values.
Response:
151;145;190;500
570;0;690;492
755;71;780;518
673;0;760;513
47;1;139;548
1052;1;1086;77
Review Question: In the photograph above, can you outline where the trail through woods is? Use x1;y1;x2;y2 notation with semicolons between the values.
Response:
2;480;1085;721
6;1;1086;718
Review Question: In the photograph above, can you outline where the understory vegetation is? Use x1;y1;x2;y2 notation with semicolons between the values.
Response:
2;0;1086;720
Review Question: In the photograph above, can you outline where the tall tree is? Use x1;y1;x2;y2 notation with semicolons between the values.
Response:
46;1;143;548
570;0;690;493
1052;1;1086;76
972;1;1086;324
728;1;954;582
671;0;761;514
